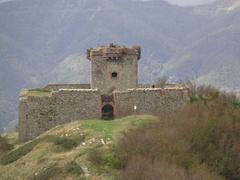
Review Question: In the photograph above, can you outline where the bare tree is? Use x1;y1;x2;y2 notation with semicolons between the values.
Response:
156;76;168;88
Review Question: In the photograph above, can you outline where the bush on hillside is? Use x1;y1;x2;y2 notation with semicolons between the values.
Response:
87;149;104;166
113;86;240;180
65;161;84;175
33;164;61;180
117;156;221;180
0;135;13;153
48;136;78;150
177;97;240;179
47;135;85;151
1;138;40;165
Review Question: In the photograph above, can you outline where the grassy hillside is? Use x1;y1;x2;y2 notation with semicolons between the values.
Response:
0;115;157;180
1;86;240;180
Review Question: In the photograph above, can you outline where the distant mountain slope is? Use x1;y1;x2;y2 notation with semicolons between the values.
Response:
163;0;240;88
0;0;239;129
49;54;90;84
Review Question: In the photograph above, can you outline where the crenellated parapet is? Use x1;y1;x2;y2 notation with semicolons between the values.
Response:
87;43;141;61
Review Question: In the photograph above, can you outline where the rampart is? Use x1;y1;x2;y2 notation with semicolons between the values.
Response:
18;89;101;142
113;88;189;118
19;87;189;142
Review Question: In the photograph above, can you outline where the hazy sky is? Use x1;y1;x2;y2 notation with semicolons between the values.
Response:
0;0;219;6
0;0;15;3
164;0;218;6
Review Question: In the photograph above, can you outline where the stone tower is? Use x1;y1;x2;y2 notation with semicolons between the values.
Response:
87;44;141;94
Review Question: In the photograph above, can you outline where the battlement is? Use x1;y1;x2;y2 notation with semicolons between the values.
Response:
87;43;141;61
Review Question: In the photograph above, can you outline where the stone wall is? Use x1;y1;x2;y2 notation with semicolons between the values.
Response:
113;88;189;118
44;84;90;91
91;55;138;94
88;44;140;94
19;87;189;142
18;89;101;142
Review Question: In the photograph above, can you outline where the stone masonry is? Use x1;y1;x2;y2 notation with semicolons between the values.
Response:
18;44;189;142
88;44;140;94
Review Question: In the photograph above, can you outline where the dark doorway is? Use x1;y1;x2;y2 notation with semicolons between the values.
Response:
102;104;114;120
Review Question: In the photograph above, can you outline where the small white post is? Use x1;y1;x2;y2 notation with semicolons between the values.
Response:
134;105;137;117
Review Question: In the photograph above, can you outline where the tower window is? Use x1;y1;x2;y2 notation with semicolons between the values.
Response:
111;72;118;78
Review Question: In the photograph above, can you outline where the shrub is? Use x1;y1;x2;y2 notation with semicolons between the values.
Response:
0;135;13;153
65;161;84;175
117;156;221;180
47;136;78;150
87;149;103;166
156;76;168;88
182;106;240;179
103;152;120;169
114;121;192;169
177;89;240;179
33;164;61;180
1;138;40;165
117;156;187;180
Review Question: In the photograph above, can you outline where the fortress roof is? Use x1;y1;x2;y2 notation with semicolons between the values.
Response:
87;43;141;60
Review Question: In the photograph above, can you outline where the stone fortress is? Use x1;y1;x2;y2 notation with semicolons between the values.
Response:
18;44;189;142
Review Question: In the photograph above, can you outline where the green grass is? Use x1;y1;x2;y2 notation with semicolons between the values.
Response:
81;115;156;139
28;88;51;97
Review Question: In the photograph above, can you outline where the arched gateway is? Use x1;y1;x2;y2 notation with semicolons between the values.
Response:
102;104;114;120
